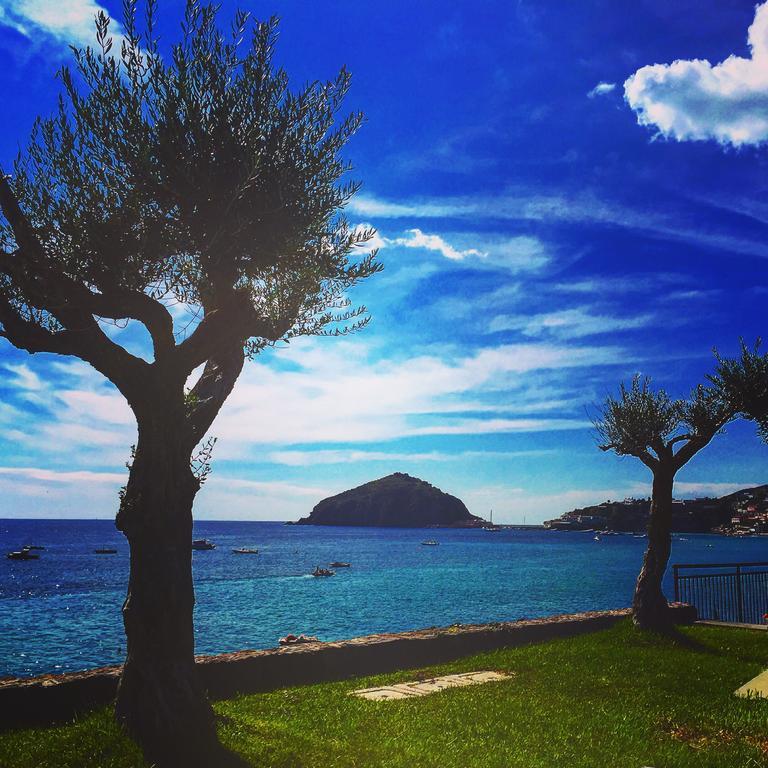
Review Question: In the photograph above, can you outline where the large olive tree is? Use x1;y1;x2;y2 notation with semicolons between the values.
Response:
0;2;380;764
594;376;733;630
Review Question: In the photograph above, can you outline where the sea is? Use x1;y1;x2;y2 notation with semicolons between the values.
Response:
1;519;765;679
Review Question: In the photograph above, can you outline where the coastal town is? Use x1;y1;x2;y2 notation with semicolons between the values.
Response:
543;485;768;536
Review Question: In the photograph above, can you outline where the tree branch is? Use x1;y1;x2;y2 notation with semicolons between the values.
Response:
667;433;693;448
175;294;290;374
0;176;175;360
637;449;659;471
0;288;151;405
184;342;245;451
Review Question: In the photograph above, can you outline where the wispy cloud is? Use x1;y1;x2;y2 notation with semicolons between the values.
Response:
488;306;657;339
349;192;768;259
0;0;124;52
624;1;768;146
0;465;125;484
364;226;551;273
267;448;558;466
206;338;623;451
588;81;616;98
392;228;485;261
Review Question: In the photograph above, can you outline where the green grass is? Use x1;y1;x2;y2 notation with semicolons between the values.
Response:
2;621;768;767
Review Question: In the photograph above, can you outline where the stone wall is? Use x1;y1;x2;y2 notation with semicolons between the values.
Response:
0;604;697;731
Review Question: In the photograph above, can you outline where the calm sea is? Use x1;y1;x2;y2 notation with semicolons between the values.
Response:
0;519;765;679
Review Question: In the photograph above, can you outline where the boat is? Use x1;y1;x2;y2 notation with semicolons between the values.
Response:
94;547;117;554
593;534;601;541
232;547;259;555
7;547;39;560
329;561;350;568
192;539;216;550
421;540;439;546
312;566;335;577
23;545;45;550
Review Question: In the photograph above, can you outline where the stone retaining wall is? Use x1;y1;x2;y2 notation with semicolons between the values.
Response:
0;604;697;731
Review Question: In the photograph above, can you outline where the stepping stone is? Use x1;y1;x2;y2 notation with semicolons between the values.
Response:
735;669;768;699
351;670;511;701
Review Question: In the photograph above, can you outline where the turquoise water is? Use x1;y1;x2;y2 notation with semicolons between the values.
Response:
1;519;765;679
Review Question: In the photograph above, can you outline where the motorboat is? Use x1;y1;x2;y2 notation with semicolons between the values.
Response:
312;566;335;577
192;539;216;550
232;547;259;555
329;561;350;568
421;540;439;546
7;547;39;560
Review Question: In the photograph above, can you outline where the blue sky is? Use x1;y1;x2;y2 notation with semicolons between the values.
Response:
0;0;767;522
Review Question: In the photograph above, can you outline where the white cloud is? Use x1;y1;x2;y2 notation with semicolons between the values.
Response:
0;0;124;51
673;481;759;497
267;448;557;466
588;81;616;98
368;226;550;273
349;192;768;259
0;465;125;484
208;338;620;450
488;306;657;339
624;1;768;146
460;484;638;524
3;363;43;391
393;228;486;261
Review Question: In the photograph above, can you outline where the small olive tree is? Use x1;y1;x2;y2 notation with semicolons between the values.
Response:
0;2;380;765
594;376;733;630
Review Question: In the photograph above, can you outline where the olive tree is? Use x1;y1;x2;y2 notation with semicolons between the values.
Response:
594;376;733;630
0;2;380;764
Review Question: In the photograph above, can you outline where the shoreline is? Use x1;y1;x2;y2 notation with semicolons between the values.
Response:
0;605;697;730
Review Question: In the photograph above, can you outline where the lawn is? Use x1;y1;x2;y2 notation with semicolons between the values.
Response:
2;620;767;768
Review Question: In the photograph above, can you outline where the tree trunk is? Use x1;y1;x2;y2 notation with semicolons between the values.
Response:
114;401;220;767
632;468;675;630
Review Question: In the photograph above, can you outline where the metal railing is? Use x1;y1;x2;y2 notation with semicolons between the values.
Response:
672;561;768;624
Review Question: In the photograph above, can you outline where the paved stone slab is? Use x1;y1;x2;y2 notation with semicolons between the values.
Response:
735;669;768;699
352;670;510;701
697;620;767;631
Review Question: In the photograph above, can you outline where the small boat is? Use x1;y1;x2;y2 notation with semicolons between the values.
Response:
593;534;601;542
421;540;439;546
232;547;259;555
192;539;216;550
329;561;350;568
7;547;39;560
23;545;45;550
94;548;117;554
312;566;335;577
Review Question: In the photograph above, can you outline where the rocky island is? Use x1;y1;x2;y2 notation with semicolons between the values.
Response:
295;472;483;528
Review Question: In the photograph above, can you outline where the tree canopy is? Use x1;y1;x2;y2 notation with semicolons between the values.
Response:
0;0;380;417
712;340;768;442
594;375;733;473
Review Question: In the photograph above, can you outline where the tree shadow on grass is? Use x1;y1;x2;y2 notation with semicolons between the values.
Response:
633;625;723;656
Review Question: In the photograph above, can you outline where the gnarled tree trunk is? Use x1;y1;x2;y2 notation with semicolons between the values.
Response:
632;469;674;630
114;395;219;767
